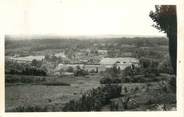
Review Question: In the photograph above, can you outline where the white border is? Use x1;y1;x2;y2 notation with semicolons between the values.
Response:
0;0;184;117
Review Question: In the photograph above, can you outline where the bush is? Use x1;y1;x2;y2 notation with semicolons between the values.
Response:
31;59;42;68
121;75;160;83
74;69;88;76
168;76;176;93
62;84;122;111
12;105;48;112
22;67;47;76
122;66;134;77
100;78;121;84
104;66;120;78
42;82;70;86
89;69;97;73
113;79;121;83
158;59;174;74
100;78;112;84
140;58;160;77
5;75;46;83
66;66;74;72
5;61;47;76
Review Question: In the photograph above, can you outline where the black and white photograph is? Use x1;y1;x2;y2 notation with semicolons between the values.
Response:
1;0;183;114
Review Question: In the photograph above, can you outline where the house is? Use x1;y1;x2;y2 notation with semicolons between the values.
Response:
55;64;84;71
53;57;139;75
9;55;45;63
121;52;133;57
55;52;66;58
100;57;139;70
98;50;108;55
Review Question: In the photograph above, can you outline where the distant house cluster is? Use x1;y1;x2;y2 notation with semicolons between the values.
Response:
7;55;45;63
6;48;139;76
100;57;139;69
54;52;66;58
53;57;139;75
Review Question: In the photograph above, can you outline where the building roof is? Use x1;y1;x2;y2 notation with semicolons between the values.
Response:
100;57;139;65
10;55;45;62
55;52;66;58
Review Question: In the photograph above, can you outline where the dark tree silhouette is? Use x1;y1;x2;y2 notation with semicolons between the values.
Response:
149;5;177;74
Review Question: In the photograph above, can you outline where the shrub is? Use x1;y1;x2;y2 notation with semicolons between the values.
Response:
124;87;128;93
168;76;176;93
113;79;121;83
158;59;174;74
122;66;134;77
140;58;160;77
31;59;42;68
6;60;47;76
104;66;120;78
74;69;88;76
74;66;89;76
62;85;122;111
100;78;121;84
5;75;46;83
121;75;161;83
100;78;112;84
66;66;74;72
89;69;96;73
100;77;121;84
11;105;48;112
22;67;47;76
42;82;70;86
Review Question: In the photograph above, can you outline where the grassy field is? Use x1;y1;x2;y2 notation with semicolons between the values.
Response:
5;73;176;111
5;74;101;112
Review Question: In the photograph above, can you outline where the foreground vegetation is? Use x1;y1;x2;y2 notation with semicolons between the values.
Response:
7;74;176;112
63;84;121;111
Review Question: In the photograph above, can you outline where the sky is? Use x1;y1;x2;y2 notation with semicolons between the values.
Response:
1;0;174;38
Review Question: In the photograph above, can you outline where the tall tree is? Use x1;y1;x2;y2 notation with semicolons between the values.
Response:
149;5;177;74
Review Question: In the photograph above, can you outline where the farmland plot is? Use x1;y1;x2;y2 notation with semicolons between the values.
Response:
5;75;101;112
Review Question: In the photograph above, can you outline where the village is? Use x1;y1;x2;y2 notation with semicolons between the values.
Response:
5;48;139;77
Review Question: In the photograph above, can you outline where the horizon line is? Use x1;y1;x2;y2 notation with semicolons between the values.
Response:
5;34;167;40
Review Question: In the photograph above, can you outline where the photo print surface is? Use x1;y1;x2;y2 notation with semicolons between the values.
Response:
4;1;177;112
